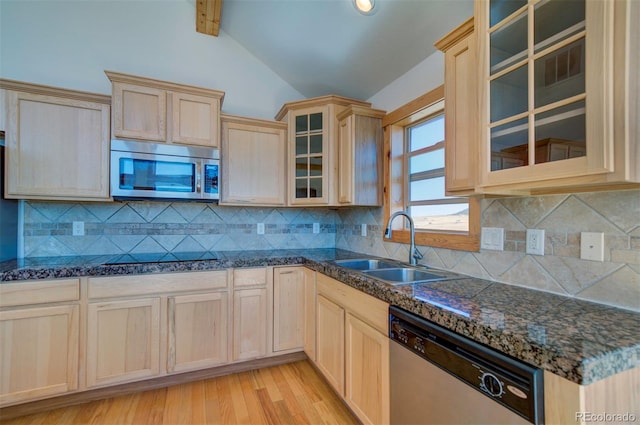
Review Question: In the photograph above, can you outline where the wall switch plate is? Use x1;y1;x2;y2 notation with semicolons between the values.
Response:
313;223;320;234
481;227;504;251
256;223;265;235
526;229;545;255
72;221;84;236
361;224;367;237
581;232;604;261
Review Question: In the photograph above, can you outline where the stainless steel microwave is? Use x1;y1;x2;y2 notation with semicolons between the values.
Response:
110;139;219;201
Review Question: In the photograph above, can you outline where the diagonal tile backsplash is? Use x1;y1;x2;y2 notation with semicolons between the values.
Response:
22;189;639;311
336;189;640;312
24;201;337;257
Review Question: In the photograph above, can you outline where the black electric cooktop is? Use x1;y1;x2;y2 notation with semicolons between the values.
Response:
105;251;218;265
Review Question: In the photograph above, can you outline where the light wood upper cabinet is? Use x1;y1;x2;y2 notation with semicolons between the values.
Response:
220;114;287;206
272;267;305;353
275;95;380;206
106;71;224;148
167;292;228;373
0;80;110;201
337;106;385;205
475;0;639;194
0;279;80;408
435;17;479;195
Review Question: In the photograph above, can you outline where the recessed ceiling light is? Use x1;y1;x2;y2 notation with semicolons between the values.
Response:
353;0;376;15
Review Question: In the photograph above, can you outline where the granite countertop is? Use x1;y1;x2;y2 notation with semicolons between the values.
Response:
1;248;638;385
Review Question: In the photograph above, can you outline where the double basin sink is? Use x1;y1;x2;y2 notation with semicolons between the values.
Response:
331;258;447;286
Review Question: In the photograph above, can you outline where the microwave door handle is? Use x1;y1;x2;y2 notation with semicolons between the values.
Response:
196;161;202;194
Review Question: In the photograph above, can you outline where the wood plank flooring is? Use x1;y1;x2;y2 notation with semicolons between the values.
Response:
0;361;359;425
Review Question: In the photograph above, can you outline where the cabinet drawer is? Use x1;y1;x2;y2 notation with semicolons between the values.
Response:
88;271;228;299
0;279;80;308
233;267;267;288
317;274;388;334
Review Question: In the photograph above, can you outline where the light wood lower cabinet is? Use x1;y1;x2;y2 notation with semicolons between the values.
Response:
233;287;267;361
345;313;390;425
86;298;161;388
272;267;305;353
167;292;228;373
315;273;390;425
0;305;79;407
316;294;345;395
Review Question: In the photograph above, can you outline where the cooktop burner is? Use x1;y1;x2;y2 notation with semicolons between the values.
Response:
105;251;219;265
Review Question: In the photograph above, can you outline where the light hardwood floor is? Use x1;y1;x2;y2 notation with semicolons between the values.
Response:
0;361;359;425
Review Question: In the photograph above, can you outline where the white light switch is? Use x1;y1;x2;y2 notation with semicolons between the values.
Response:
361;224;367;237
313;223;320;234
257;223;265;235
481;227;504;251
581;232;604;261
72;221;84;236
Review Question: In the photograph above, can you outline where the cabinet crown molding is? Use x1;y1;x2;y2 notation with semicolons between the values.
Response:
275;94;371;121
434;17;474;52
336;105;386;121
221;113;287;129
0;78;111;104
104;70;225;105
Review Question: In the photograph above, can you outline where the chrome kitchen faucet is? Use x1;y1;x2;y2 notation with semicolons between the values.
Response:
385;211;423;265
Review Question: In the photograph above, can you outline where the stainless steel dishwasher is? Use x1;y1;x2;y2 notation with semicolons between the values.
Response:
389;306;544;425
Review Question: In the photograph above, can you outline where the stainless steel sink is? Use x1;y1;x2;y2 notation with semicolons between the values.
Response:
361;268;446;285
332;258;400;271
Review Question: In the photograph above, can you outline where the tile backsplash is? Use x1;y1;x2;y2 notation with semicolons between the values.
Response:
23;201;337;256
22;189;639;311
336;190;640;312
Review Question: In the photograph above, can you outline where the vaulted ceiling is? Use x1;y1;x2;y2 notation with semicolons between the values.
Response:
215;0;474;100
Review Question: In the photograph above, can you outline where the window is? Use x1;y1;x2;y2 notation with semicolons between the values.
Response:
384;86;480;252
406;113;470;232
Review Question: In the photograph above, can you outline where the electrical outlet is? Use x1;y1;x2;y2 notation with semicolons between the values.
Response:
72;221;84;236
361;224;367;237
313;223;320;234
256;223;265;235
581;232;604;261
526;229;545;255
481;227;504;251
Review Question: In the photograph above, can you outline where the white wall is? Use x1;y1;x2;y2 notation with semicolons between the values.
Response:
366;51;444;112
0;0;303;119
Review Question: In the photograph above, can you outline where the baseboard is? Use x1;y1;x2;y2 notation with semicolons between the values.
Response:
0;352;307;421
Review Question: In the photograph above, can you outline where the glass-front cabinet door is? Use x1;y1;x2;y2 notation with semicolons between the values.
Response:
477;0;617;190
289;106;329;204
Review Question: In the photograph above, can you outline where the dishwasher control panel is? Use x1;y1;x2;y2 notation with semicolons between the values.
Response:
389;307;544;425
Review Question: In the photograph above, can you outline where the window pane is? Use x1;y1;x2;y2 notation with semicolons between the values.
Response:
534;100;586;164
295;158;308;177
295;178;307;198
490;11;527;74
410;204;469;232
534;38;585;107
295;115;308;133
410;115;444;151
309;156;322;176
296;136;307;155
490;64;528;123
309;178;322;198
410;149;444;173
309;113;323;131
410;177;446;201
490;0;526;27
310;135;323;154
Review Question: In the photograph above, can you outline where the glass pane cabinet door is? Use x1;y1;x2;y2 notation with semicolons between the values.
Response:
294;112;324;200
487;0;587;172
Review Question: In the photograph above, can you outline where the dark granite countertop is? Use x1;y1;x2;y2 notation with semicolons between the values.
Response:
1;249;638;385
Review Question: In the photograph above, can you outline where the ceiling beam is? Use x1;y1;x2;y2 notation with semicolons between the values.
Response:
196;0;223;37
